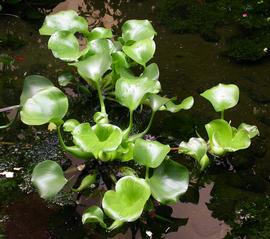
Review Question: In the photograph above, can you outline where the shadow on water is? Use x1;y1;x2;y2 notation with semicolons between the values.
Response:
1;0;270;238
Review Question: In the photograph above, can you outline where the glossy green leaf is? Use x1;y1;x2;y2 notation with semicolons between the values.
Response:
141;63;159;81
71;53;112;84
148;159;189;204
201;83;239;112
86;39;114;55
48;31;80;61
20;75;54;106
163;96;194;113
123;39;155;66
73;174;96;192
122;20;156;42
115;76;160;111
20;86;68;125
31;160;67;199
82;206;107;228
206;119;251;156
108;220;124;231
63;119;80;132
147;94;171;112
112;51;129;73
102;176;151;222
134;139;170;168
179;137;209;170
93;112;109;124
58;72;74;86
88;27;113;41
72;123;123;158
39;10;88;35
238;123;259;139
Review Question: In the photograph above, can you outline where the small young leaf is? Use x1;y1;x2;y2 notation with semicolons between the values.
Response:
164;96;194;113
102;176;151;222
82;206;107;228
58;72;74;86
31;160;67;199
73;174;96;192
179;137;209;170
122;20;156;42
201;83;239;112
134;139;170;168
39;10;88;35
147;94;171;112
63;119;80;132
123;39;155;66
48;31;80;61
88;27;113;41
148;159;189;204
238;123;259;139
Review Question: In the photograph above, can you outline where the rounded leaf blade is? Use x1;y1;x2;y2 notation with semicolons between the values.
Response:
102;176;151;222
201;83;239;112
31;160;67;199
148;159;189;204
82;206;107;228
122;20;156;42
134;139;170;168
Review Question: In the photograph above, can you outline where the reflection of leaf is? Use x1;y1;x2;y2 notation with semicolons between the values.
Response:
31;160;67;199
149;159;189;204
102;176;151;222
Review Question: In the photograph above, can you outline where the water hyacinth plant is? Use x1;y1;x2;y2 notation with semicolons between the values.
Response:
0;10;259;232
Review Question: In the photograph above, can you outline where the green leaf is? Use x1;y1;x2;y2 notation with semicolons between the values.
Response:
86;39;114;55
163;96;194;113
93;112;109;124
147;94;171;112
122;20;156;42
39;10;88;35
238;123;259;139
112;51;129;73
201;83;239;112
141;63;159;81
108;220;124;231
63;119;80;132
82;206;107;228
31;160;67;199
206;119;251;156
58;71;74;86
148;159;189;204
72;123;123;158
102;176;151;222
179;137;209;170
123;39;155;66
48;31;80;61
115;76;160;111
73;174;96;192
20;86;68;125
20;75;54;106
134;139;170;168
88;27;113;41
71;53;112;84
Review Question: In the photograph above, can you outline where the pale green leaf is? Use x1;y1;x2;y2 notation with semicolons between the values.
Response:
82;206;107;228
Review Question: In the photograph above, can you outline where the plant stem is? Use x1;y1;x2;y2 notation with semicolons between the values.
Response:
128;111;156;141
155;214;174;223
96;82;106;114
57;125;68;150
0;109;20;129
170;147;180;151
0;105;20;113
221;110;224;120
123;110;133;138
145;167;149;179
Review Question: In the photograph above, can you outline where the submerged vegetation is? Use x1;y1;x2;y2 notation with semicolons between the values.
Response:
158;0;270;61
0;10;260;236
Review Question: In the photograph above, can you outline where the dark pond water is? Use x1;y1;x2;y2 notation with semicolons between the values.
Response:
1;0;270;238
